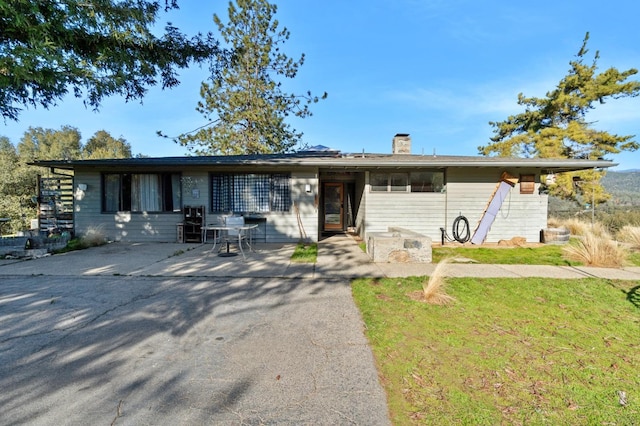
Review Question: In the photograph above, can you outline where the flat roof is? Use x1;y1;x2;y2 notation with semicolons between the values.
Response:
31;152;616;173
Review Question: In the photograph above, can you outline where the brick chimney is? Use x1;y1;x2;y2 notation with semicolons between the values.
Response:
392;133;411;154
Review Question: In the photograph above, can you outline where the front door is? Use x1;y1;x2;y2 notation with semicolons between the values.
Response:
323;182;344;231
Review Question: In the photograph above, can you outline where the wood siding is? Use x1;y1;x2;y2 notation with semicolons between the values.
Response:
73;168;319;243
361;168;548;243
73;165;548;244
445;168;547;243
363;191;446;241
74;171;183;242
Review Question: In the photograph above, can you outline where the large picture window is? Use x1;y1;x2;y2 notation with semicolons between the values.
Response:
102;173;181;212
370;170;445;193
211;173;290;213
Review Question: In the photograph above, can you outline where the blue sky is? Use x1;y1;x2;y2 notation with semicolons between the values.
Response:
3;0;640;170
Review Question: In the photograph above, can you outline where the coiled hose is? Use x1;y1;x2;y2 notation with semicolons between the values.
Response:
440;215;470;244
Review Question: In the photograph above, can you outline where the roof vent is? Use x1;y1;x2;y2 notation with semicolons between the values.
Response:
392;133;411;154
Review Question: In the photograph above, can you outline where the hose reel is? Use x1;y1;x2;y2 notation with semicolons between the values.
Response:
440;215;470;244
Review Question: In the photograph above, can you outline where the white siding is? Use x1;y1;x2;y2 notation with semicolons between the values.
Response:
363;192;446;241
361;168;548;244
354;173;366;235
445;168;547;243
253;169;318;243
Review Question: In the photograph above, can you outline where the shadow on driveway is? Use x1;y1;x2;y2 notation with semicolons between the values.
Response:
0;271;389;424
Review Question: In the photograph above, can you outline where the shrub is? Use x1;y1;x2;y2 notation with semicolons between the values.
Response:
597;209;640;234
563;231;628;267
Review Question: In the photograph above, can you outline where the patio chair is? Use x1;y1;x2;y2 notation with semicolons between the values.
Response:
223;215;248;257
202;215;226;245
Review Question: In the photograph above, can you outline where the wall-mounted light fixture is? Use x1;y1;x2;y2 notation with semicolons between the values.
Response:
77;183;88;191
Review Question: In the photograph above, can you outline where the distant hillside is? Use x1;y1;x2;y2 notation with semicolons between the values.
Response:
602;170;640;204
549;170;640;216
548;170;640;216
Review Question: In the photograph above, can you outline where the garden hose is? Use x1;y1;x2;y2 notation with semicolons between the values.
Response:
440;215;471;244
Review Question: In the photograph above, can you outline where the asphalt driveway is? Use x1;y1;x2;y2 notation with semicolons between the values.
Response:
0;247;390;425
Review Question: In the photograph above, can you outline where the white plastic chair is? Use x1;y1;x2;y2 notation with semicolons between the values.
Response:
203;215;226;244
224;215;247;257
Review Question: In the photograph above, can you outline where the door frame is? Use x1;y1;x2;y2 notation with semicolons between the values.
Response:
322;182;344;232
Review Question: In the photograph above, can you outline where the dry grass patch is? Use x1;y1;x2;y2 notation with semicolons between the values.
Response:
589;221;612;238
556;218;610;238
408;258;455;305
547;216;562;228
563;231;628;267
558;218;590;236
617;225;640;249
81;225;107;247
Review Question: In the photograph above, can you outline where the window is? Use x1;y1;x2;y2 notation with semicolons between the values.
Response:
411;171;444;192
370;173;389;192
370;170;445;192
390;173;408;192
371;172;408;192
211;173;290;213
102;173;181;212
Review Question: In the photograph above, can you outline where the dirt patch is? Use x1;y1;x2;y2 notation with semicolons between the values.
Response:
406;290;427;302
497;236;527;247
433;241;545;249
376;294;393;301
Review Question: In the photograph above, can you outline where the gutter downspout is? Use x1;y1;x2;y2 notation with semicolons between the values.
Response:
444;168;448;238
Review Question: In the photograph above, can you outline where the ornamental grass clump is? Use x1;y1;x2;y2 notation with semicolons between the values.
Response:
616;225;640;250
558;218;590;236
420;258;455;305
558;218;611;238
563;231;627;267
81;225;107;247
547;216;561;228
589;221;612;238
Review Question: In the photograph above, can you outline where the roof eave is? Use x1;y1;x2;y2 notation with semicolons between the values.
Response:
29;157;618;172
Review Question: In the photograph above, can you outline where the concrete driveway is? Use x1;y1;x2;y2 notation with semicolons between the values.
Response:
0;242;390;425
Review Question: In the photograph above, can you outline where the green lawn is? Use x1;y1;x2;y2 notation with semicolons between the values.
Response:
290;242;317;263
432;243;640;266
352;277;640;425
432;244;579;265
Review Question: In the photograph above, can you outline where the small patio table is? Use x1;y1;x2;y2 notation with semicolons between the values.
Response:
202;224;258;258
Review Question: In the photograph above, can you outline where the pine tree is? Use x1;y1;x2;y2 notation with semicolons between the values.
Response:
479;33;640;202
174;0;326;155
0;1;218;121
